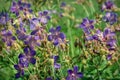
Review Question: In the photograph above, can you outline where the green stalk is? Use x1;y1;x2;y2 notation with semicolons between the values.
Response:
3;48;15;64
82;4;89;17
67;19;74;57
89;0;95;14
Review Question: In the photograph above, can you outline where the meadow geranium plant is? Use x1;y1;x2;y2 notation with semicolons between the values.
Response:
0;0;120;80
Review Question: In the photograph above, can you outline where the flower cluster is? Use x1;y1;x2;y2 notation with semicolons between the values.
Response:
52;55;61;69
10;0;32;16
66;66;83;80
48;26;66;46
0;12;9;25
30;11;50;30
14;47;36;78
80;18;95;41
103;12;117;25
0;0;120;79
101;0;116;11
101;0;118;25
1;29;16;46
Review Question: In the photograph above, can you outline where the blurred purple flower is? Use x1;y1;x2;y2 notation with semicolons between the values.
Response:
101;0;115;11
30;18;40;30
18;47;36;67
66;66;83;80
10;0;22;16
48;26;66;46
46;77;52;80
24;35;40;48
103;12;118;25
16;23;28;41
107;54;112;60
103;28;116;48
1;30;16;46
21;2;32;15
93;28;116;51
60;2;66;7
10;0;32;16
38;10;50;24
52;55;61;69
14;63;24;78
31;27;47;41
0;12;9;25
80;18;95;41
80;18;94;34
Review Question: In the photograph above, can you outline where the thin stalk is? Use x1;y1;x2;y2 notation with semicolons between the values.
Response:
82;4;89;17
89;0;95;13
67;19;74;57
3;48;15;64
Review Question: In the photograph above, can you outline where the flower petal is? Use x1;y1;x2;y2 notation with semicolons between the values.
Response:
74;66;78;73
77;72;83;78
30;58;36;64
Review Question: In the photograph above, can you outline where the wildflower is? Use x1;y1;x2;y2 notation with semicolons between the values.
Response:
31;27;47;41
103;28;116;48
53;55;61;69
16;23;28;41
0;12;9;25
66;66;83;80
103;12;118;25
93;29;104;41
10;0;32;16
80;18;95;41
107;54;112;60
93;28;116;51
10;0;22;16
30;18;40;30
18;47;36;67
46;77;52;80
24;35;40;48
38;10;50;24
60;2;66;7
1;30;16;46
80;18;94;34
21;2;33;15
48;26;66;46
101;0;116;11
14;63;24;78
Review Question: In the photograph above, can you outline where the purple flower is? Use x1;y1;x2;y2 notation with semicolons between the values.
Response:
103;28;116;48
80;18;95;41
93;28;116;51
16;24;28;41
60;2;66;7
0;12;9;25
30;18;40;30
18;47;36;67
46;77;52;80
38;10;50;24
66;66;83;80
52;55;61;69
48;26;66;46
103;12;118;25
93;29;104;41
80;18;94;35
107;54;112;60
10;0;32;16
10;0;22;16
24;35;40;48
14;63;24;78
21;2;32;15
31;27;47;41
1;30;16;46
101;0;115;11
